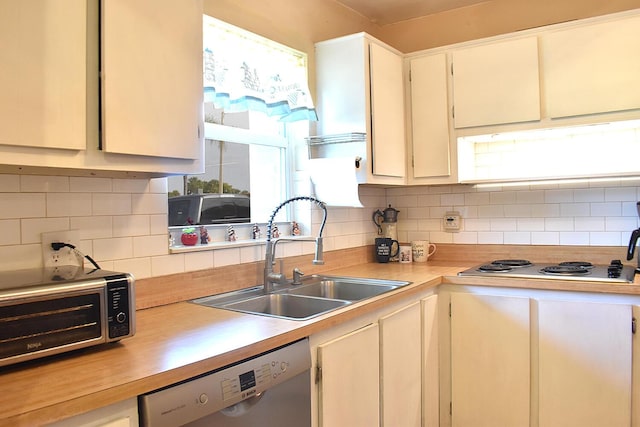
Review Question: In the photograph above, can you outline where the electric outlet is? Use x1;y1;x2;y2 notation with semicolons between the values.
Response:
41;230;82;268
443;211;462;232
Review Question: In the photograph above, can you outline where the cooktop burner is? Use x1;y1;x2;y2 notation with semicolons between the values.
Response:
458;259;635;283
540;265;590;275
492;259;532;267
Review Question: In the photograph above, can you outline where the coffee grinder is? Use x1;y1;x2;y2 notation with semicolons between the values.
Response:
626;201;640;273
373;205;400;261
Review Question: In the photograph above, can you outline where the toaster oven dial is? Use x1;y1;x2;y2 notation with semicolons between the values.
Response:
116;312;127;323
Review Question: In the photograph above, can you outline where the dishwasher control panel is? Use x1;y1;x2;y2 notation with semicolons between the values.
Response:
138;338;310;427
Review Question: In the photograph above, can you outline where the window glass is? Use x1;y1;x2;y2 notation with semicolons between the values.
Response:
168;15;313;241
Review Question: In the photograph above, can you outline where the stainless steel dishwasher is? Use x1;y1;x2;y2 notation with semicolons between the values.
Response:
138;338;311;427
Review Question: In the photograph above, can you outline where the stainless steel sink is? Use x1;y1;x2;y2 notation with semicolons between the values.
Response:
191;275;411;321
287;276;408;301
221;294;349;320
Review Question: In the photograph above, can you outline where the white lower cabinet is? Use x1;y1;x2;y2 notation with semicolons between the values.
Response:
380;301;422;427
450;293;531;427
311;291;435;427
537;299;633;427
443;287;639;427
317;323;380;427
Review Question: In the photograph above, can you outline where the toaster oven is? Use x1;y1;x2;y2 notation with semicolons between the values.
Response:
0;266;135;367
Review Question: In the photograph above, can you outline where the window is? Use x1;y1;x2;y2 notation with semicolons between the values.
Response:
168;15;315;247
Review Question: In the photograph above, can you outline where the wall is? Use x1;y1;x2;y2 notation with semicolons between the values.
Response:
388;181;640;247
379;0;640;52
2;173;639;277
0;174;384;276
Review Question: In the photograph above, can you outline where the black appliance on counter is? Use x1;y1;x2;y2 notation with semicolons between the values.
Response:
626;201;640;273
458;259;636;283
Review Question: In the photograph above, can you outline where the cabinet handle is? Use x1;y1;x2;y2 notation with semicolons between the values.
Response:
633;317;637;334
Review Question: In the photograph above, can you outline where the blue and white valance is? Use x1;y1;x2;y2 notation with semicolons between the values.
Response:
203;16;317;122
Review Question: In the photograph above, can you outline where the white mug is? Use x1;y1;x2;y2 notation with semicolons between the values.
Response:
399;245;412;263
411;240;437;262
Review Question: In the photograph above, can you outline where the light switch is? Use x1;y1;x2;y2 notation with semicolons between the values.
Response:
443;211;461;232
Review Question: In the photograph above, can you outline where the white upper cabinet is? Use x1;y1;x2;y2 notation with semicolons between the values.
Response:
102;0;203;160
0;0;203;177
0;0;87;151
408;53;455;184
315;33;405;184
452;37;541;128
541;14;640;118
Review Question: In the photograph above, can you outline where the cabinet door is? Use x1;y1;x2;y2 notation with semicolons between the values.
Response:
0;0;87;150
369;42;405;178
422;295;439;427
541;14;640;118
102;0;203;159
538;299;632;427
410;53;451;180
318;323;379;427
450;293;530;427
379;301;421;427
452;37;541;128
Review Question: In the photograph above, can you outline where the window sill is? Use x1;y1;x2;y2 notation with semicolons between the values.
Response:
169;235;313;254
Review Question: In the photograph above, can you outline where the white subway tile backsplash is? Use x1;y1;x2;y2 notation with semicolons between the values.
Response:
132;193;168;215
590;232;622;246
605;187;638;201
0;174;20;192
0;243;42;270
93;237;133;261
21;175;69;192
114;257;152;279
185;251;214;271
544;217;574;231
0;220;20;245
0;172;638;276
573;188;604;203
605;217;638;231
531;232;560;245
92;193;132;216
70;216;113;239
151;254;185;276
590;202;622;217
133;235;169;257
114;215;150;237
70;177;112;193
504;232;531;245
149;214;169;235
559;203;590;217
575;217;605;232
149;178;168;194
21;217;70;244
545;189;574;203
478;232;503;244
0;193;46;219
46;193;92;217
559;232;590;245
113;179;150;194
517;218;545;231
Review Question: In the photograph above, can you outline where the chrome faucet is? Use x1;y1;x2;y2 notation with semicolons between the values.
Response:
263;196;327;293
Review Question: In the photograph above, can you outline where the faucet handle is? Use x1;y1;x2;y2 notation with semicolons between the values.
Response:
292;268;304;285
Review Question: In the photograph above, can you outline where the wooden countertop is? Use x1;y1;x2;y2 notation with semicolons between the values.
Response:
1;261;639;426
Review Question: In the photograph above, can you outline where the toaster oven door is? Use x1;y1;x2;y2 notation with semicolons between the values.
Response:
0;290;105;366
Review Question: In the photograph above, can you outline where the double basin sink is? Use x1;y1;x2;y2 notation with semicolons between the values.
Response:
191;275;411;320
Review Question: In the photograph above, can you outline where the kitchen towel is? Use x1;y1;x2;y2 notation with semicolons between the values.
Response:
309;157;363;207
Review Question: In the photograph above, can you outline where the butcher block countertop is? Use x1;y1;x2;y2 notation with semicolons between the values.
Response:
2;259;640;426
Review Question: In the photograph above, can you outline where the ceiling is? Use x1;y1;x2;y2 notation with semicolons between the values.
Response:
335;0;489;25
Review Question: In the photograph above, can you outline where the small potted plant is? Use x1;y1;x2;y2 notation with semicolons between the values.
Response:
181;227;198;246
